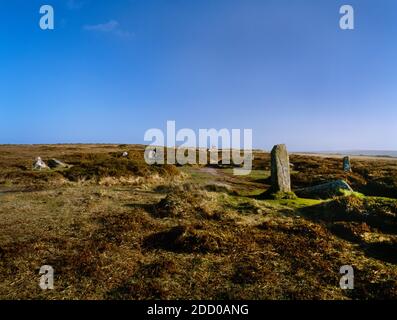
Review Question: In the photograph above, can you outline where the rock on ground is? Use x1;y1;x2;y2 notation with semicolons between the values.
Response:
47;159;69;169
295;179;353;199
33;157;49;170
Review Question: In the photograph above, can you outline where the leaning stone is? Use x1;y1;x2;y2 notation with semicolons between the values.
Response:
47;159;69;169
343;156;352;172
295;179;353;199
270;144;291;193
33;157;48;170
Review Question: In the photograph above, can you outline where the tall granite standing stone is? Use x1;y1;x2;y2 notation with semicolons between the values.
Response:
270;144;291;193
343;156;351;172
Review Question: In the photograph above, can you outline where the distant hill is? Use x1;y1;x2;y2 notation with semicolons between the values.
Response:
308;150;397;158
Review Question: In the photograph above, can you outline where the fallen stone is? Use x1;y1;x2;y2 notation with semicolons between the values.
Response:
295;179;353;199
270;144;291;193
47;159;69;169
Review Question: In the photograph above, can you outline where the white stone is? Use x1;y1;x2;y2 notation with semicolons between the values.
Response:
33;157;48;170
148;150;156;160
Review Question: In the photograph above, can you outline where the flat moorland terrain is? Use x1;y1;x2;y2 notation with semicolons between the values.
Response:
0;144;396;299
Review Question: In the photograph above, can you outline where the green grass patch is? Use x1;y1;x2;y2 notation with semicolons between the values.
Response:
265;197;324;209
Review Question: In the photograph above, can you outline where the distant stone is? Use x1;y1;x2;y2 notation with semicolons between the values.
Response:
148;150;156;160
33;157;48;170
208;145;217;152
270;144;291;193
295;179;353;199
47;159;69;169
144;149;158;164
343;156;351;172
122;152;129;157
208;147;219;165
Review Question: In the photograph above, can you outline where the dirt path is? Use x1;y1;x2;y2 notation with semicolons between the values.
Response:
192;166;265;193
198;167;221;176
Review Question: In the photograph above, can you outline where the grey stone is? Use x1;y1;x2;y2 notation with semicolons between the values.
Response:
33;157;48;170
270;144;291;193
343;156;351;172
148;150;156;160
145;149;158;164
47;159;69;169
295;179;353;199
122;152;129;157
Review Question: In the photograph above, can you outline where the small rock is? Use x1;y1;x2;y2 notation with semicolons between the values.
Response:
33;157;48;170
148;150;156;160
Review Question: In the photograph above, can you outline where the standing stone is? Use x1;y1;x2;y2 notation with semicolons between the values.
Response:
270;144;291;193
208;146;218;165
343;156;351;172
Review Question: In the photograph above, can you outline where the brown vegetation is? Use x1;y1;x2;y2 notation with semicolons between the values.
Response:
0;145;396;300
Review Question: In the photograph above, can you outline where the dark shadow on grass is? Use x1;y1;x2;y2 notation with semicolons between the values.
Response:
299;201;397;264
125;201;180;220
362;241;397;264
0;187;46;194
300;200;397;235
252;177;271;185
125;203;155;213
142;226;221;254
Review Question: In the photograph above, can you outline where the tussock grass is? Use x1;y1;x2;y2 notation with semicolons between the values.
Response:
1;146;397;299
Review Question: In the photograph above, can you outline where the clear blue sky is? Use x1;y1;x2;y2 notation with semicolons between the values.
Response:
0;0;396;151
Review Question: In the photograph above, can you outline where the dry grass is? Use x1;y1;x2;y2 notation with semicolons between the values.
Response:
0;145;396;300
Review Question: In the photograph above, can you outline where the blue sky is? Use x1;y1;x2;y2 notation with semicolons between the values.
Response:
0;0;396;151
